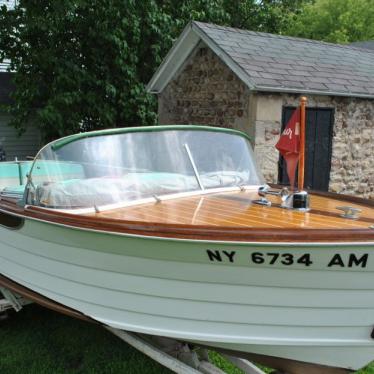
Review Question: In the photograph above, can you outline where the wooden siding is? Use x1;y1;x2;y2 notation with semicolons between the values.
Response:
0;112;41;160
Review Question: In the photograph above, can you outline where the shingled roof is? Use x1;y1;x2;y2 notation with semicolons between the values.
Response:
148;21;374;99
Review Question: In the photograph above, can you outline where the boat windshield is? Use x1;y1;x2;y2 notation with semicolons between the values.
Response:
26;128;264;209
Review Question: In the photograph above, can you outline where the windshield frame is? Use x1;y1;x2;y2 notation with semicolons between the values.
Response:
49;124;252;151
23;125;264;213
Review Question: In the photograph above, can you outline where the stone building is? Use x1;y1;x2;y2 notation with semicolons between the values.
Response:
147;22;374;197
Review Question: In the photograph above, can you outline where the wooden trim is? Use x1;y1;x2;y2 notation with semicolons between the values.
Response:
0;273;94;322
218;194;374;224
269;184;374;207
310;189;374;207
298;96;306;191
308;208;374;224
1;195;374;243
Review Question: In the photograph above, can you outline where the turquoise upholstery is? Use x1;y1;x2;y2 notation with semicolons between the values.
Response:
2;184;26;196
0;160;85;193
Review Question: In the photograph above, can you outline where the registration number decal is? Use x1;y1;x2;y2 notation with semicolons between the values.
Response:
206;250;369;268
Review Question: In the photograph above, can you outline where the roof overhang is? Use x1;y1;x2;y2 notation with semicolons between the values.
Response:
254;85;374;100
147;22;255;94
147;21;374;99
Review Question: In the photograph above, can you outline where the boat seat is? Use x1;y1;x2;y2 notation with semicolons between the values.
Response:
34;173;198;208
33;171;251;209
0;161;33;190
1;185;26;198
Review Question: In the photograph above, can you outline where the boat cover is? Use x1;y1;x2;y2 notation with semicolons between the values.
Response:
34;172;247;208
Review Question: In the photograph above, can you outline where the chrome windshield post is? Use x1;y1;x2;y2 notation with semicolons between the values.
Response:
184;143;204;191
18;173;35;207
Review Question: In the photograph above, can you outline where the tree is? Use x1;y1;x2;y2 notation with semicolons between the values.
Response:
285;0;374;43
0;0;168;139
223;0;307;33
0;0;306;140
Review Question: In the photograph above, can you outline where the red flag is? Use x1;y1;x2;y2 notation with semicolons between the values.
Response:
276;108;301;188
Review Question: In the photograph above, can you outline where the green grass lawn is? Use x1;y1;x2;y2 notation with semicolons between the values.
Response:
1;304;374;374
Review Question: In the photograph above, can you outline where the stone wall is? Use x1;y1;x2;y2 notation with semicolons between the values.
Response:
158;43;251;135
250;94;282;183
253;93;374;198
157;45;374;198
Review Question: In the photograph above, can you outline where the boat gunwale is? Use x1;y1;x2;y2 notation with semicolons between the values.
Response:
1;190;374;243
269;184;374;208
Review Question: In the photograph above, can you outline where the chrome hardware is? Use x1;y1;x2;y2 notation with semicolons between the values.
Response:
258;185;289;201
153;194;162;203
252;198;271;207
280;187;291;202
336;206;361;219
258;185;310;211
281;191;310;212
291;190;310;211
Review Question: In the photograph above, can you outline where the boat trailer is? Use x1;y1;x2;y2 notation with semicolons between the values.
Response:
0;286;270;374
0;286;33;315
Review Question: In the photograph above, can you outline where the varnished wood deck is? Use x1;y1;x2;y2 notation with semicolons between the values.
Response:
94;191;374;230
2;189;374;241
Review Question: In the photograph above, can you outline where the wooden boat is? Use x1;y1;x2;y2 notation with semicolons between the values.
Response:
1;125;374;374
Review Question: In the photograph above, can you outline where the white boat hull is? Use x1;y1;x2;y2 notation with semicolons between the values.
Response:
1;217;374;371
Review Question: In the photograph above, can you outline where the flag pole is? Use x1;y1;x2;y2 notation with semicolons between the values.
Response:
298;96;307;191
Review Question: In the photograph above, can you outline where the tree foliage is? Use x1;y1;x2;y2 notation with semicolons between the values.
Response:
286;0;374;43
0;0;307;140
